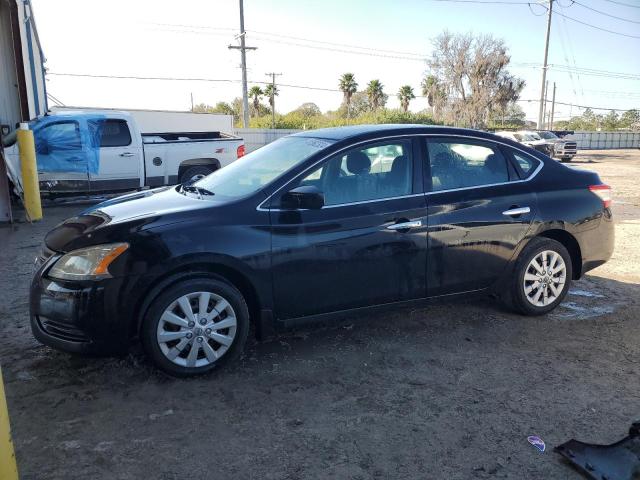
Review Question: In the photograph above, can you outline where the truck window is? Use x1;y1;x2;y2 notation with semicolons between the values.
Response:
35;121;81;154
99;119;132;147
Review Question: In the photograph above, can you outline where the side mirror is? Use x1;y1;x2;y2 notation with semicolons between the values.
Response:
281;185;324;210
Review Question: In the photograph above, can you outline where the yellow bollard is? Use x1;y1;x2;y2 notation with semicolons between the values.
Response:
0;366;19;480
17;123;42;221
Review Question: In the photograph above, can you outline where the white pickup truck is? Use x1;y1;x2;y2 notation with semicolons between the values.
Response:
3;110;244;195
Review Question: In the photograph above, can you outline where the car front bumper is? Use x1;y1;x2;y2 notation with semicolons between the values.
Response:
30;255;138;356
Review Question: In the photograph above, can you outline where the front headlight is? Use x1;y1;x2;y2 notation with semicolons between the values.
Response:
48;243;129;281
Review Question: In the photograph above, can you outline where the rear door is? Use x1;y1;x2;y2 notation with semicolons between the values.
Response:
424;137;539;296
270;137;428;319
89;119;142;190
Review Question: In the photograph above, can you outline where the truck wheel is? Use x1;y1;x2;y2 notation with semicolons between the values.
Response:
141;277;250;377
180;165;214;184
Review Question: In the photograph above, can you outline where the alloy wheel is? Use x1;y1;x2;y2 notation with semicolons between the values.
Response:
156;291;237;368
523;250;567;307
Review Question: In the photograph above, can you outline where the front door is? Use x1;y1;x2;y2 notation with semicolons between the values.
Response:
270;138;428;319
89;119;141;191
424;137;538;296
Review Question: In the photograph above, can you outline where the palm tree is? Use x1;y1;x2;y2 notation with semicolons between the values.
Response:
248;86;263;116
421;75;445;117
397;85;415;113
366;79;385;111
338;73;358;117
264;83;279;111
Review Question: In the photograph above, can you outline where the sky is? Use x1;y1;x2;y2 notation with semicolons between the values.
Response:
31;0;640;123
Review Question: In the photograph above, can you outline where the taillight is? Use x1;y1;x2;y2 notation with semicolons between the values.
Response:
237;144;245;158
589;184;612;209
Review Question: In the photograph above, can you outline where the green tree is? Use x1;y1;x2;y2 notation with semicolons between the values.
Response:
291;102;322;118
397;85;415;113
620;109;640;129
338;73;358;117
602;110;620;131
248;86;264;116
366;79;385;111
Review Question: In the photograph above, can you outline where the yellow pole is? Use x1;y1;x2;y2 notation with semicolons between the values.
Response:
17;123;42;221
0;366;19;480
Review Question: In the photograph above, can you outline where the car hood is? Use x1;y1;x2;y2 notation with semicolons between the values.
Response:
44;186;215;252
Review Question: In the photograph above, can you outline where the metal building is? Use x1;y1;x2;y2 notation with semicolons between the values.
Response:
0;0;47;221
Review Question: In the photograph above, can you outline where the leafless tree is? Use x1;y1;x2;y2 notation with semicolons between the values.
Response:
425;31;525;128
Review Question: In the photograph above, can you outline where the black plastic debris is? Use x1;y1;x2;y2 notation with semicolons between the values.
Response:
555;422;640;480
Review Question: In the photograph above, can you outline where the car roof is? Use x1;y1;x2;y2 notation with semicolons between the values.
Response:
291;124;504;142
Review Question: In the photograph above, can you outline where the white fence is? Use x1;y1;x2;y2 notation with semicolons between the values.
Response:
567;131;640;150
232;128;640;153
233;128;302;152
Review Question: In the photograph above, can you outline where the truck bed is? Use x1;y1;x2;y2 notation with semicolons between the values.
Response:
142;132;239;144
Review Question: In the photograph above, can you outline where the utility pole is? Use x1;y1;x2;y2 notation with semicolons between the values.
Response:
265;72;282;130
228;0;257;128
190;92;194;112
549;82;556;130
537;0;553;130
543;80;549;128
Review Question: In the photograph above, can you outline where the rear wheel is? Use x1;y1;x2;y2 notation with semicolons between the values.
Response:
141;278;249;377
506;237;573;315
179;165;214;184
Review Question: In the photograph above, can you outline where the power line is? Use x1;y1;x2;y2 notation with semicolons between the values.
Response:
571;0;640;24
600;0;640;8
249;30;426;57
517;98;638;111
422;0;530;3
47;71;342;92
552;9;640;38
247;34;426;61
548;64;640;80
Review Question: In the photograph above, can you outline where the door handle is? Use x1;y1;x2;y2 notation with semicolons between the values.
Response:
119;152;135;157
386;220;422;231
502;206;531;217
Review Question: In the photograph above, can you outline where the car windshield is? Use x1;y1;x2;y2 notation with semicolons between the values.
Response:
538;131;558;140
515;133;537;142
191;136;334;200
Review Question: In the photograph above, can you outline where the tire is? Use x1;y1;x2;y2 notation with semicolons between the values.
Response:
506;237;573;316
141;277;249;377
179;165;214;184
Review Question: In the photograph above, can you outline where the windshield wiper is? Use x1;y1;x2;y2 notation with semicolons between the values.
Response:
180;185;215;198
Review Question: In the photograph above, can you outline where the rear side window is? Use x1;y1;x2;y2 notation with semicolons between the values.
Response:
427;139;508;191
511;151;537;178
99;119;131;147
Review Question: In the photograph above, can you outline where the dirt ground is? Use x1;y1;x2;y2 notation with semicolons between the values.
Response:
1;149;639;480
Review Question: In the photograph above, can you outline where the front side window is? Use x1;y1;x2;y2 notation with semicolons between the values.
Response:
36;121;81;154
193;136;334;200
428;139;509;191
297;140;413;206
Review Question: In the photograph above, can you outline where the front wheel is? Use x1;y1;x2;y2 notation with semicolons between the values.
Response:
506;237;573;316
141;277;249;377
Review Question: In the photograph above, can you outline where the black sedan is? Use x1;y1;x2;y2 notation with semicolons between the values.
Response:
30;125;614;376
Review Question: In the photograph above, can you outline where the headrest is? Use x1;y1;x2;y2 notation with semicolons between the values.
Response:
346;151;371;175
